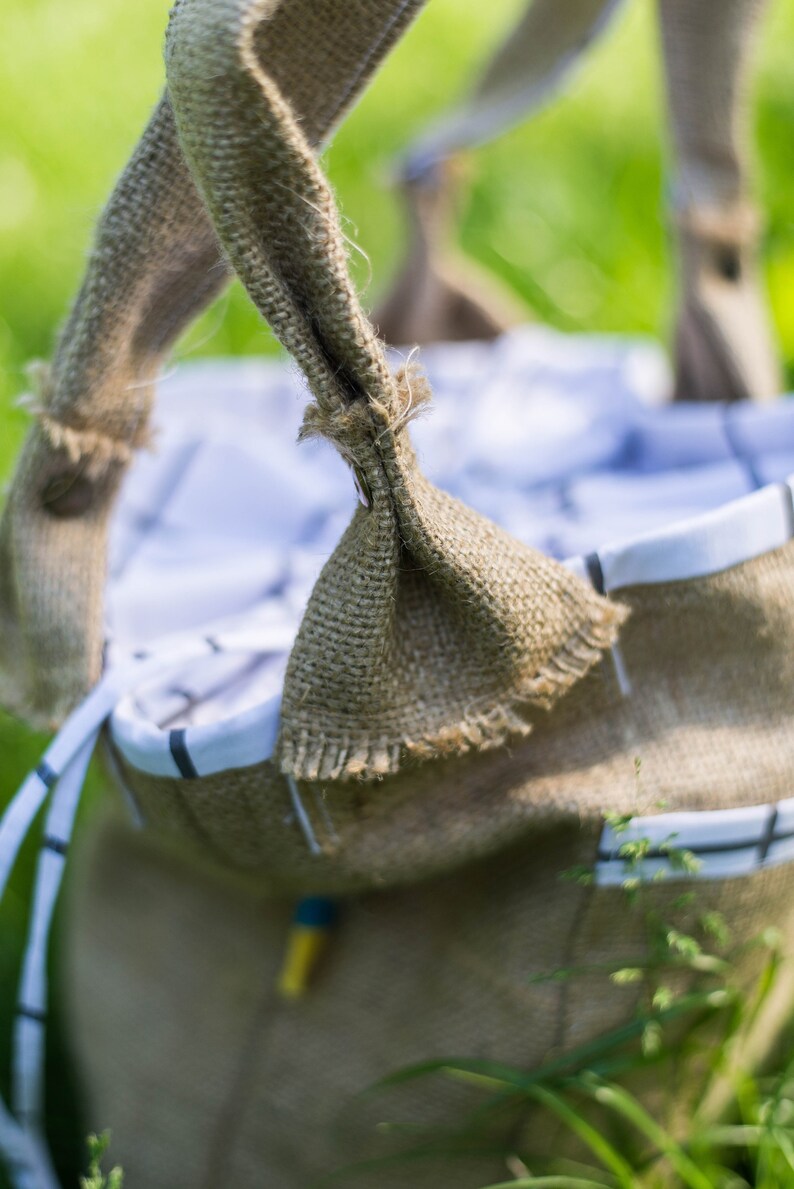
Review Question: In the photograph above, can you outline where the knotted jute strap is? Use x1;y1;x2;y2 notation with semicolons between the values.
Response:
166;0;626;784
0;99;222;727
0;0;425;727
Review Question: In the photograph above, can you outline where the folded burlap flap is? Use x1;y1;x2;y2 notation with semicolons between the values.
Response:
165;0;626;783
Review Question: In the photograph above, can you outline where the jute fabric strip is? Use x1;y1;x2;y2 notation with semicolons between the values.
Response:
0;0;426;729
0;98;221;728
402;0;622;168
115;542;794;892
373;161;525;348
375;0;622;348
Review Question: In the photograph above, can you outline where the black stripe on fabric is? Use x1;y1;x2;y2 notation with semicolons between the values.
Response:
43;835;68;857
16;1005;46;1024
35;762;57;789
758;807;780;863
169;729;199;779
584;552;605;595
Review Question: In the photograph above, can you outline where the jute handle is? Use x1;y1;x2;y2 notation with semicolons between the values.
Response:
375;0;623;347
166;0;626;782
0;0;425;726
166;0;405;440
402;0;623;174
0;97;222;726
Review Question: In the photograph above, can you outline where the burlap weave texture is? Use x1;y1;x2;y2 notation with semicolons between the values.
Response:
115;542;794;893
66;808;794;1188
165;0;622;784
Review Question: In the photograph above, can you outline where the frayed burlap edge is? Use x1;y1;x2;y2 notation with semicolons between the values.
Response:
16;363;153;476
279;606;626;782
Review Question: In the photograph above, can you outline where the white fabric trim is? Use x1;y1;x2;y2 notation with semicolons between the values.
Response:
596;796;794;885
0;738;97;1189
185;693;282;777
596;848;761;886
596;480;794;592
14;737;97;1124
0;1096;57;1189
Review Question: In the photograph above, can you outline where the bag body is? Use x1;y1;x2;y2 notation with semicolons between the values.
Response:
63;337;794;1185
65;802;794;1188
0;0;790;1184
99;340;794;895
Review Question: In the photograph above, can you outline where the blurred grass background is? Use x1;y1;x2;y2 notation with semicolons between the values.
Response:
2;0;794;1181
4;0;794;454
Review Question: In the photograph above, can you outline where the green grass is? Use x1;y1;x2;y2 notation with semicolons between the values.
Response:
346;864;794;1188
3;0;794;1184
4;0;794;481
80;1133;123;1189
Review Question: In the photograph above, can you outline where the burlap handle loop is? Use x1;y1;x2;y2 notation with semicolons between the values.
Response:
166;0;626;784
0;98;226;727
0;0;424;728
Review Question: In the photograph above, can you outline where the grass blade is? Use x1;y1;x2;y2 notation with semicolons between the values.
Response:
483;1178;612;1188
580;1078;713;1189
374;987;736;1101
521;1084;634;1187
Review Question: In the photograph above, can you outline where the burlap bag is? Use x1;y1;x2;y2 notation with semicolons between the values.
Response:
0;0;793;1185
0;0;621;867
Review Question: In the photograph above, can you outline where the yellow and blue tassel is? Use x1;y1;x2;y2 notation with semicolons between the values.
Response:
277;896;338;1000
